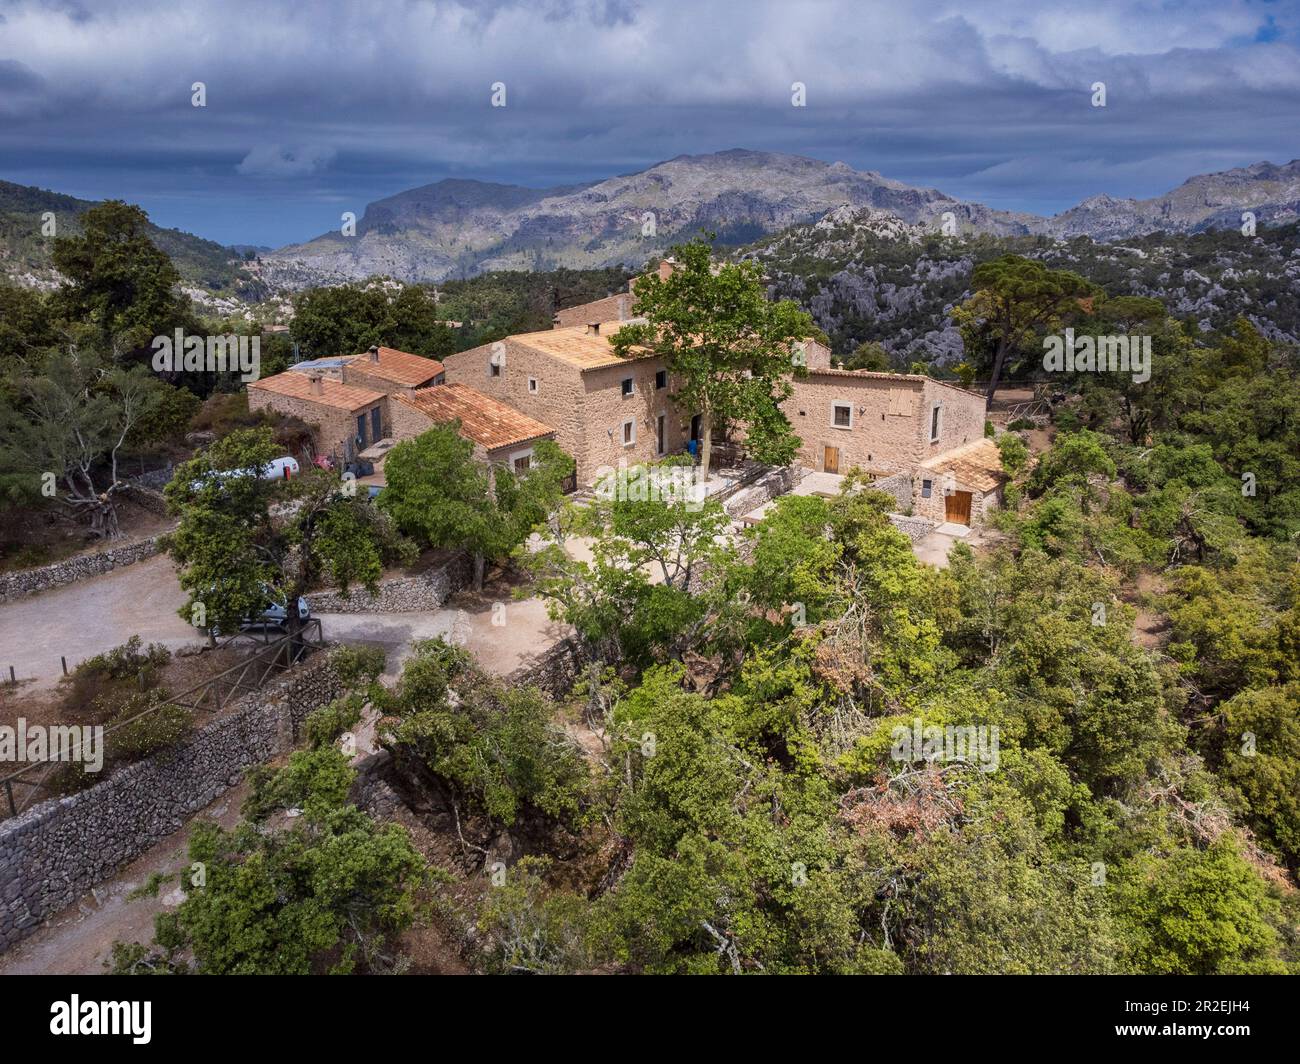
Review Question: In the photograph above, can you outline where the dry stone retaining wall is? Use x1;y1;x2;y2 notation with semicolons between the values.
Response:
305;552;472;613
721;464;809;516
871;471;914;512
0;536;166;604
0;651;343;954
507;637;581;699
888;513;939;542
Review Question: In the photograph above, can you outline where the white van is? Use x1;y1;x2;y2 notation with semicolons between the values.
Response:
191;456;299;491
263;456;299;480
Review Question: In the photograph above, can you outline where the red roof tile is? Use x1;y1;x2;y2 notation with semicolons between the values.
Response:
249;372;384;411
347;347;444;387
395;384;554;451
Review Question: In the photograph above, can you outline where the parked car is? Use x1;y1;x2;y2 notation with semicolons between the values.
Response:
208;584;311;635
245;593;311;631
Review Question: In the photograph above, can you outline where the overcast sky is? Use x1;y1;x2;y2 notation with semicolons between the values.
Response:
1;0;1297;246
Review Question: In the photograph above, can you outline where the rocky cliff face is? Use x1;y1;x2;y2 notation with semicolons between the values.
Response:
1046;160;1300;239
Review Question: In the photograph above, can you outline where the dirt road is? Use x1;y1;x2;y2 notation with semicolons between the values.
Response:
0;554;199;689
0;553;571;691
317;595;569;679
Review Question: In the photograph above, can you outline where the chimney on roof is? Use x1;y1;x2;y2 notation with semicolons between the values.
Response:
618;295;628;320
307;373;324;395
587;322;601;335
368;345;380;363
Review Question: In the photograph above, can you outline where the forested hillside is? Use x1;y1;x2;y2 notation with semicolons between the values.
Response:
0;180;249;293
742;208;1300;369
117;293;1300;976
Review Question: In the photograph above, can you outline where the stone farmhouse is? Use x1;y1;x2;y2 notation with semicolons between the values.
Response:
441;321;692;486
245;269;1005;529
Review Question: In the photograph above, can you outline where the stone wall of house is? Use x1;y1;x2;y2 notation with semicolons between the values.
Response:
304;552;472;613
0;652;343;954
783;374;925;476
443;338;681;485
444;338;587;473
0;535;166;605
553;292;632;328
913;484;1001;531
247;387;387;457
579;359;682;484
919;378;987;465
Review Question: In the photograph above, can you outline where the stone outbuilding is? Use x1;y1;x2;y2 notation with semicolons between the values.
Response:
390;382;557;473
913;436;1008;529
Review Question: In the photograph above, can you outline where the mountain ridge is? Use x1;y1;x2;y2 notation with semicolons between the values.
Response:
4;151;1299;295
258;150;1300;287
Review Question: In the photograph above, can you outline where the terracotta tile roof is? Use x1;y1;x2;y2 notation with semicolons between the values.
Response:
508;323;648;371
249;371;384;411
920;437;1008;493
806;367;981;400
347;347;444;387
395;384;554;451
807;367;926;384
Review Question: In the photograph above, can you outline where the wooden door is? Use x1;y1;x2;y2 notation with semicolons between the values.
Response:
824;446;840;474
945;490;973;525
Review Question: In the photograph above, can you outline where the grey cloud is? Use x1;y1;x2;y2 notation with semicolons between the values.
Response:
0;0;1294;245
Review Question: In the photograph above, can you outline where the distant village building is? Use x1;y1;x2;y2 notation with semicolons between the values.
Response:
248;346;445;458
914;437;1008;529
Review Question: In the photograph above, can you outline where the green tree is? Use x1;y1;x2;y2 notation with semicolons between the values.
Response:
380;424;572;590
378;639;590;830
839;340;891;372
951;254;1095;408
1113;839;1286;974
0;283;53;361
150;753;427;974
611;237;814;473
522;460;736;688
165;427;402;635
291;281;455;359
0;344;170;536
49;200;196;354
1213;684;1300;872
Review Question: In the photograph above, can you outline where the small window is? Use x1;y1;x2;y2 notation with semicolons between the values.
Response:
513;454;531;473
832;402;852;429
655;369;667;390
489;361;501;378
930;404;942;442
622;419;635;446
528;377;538;393
621;376;634;397
921;479;933;499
